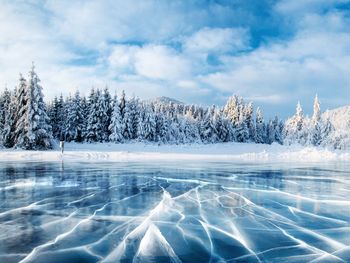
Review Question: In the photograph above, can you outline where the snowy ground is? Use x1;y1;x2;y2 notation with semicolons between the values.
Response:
1;142;350;163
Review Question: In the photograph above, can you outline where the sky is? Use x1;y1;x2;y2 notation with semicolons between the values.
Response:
1;0;350;118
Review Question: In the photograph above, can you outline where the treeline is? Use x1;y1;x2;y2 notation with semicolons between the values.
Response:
46;89;284;146
284;97;338;149
0;66;344;150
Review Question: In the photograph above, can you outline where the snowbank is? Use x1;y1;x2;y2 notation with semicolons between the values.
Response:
1;142;350;163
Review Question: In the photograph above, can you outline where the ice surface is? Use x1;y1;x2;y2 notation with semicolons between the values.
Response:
0;161;349;262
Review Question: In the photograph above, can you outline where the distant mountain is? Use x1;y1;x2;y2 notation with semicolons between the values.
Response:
148;96;184;105
323;105;350;129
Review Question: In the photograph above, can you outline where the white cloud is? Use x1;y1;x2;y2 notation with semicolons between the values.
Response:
0;1;76;93
176;80;199;90
107;44;192;81
44;0;237;47
183;27;250;55
134;45;191;80
108;45;140;73
201;27;350;107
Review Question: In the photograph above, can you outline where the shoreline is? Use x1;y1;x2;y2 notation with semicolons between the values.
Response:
0;142;349;163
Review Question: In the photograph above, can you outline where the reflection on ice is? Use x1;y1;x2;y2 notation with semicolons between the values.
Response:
0;162;349;262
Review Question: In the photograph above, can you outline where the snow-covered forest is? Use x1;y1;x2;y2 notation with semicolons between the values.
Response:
0;66;348;150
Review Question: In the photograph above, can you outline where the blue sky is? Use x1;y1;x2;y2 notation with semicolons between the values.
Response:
1;0;350;118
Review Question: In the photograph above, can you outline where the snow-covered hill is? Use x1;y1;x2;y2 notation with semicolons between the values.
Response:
323;105;350;130
147;96;184;105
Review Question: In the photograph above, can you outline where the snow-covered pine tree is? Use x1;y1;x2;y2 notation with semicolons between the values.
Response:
235;108;249;143
277;120;284;144
320;117;334;147
273;116;283;144
109;94;124;142
2;88;17;147
245;101;255;141
266;119;275;144
167;114;182;143
192;104;200;120
0;88;11;143
224;116;234;142
182;111;200;143
101;87;112;141
122;97;131;140
53;94;66;139
119;90;126;118
65;91;84;142
137;103;146;140
312;95;321;123
15;65;52;149
176;115;187;144
154;110;168;143
47;97;56;134
80;96;89;141
255;107;265;143
48;95;60;139
96;90;107;142
284;101;305;145
86;88;97;142
200;106;217;143
29;65;53;149
137;103;156;141
64;94;73;139
168;102;176;119
86;88;105;142
214;109;232;142
309;95;322;146
13;74;28;147
224;95;240;128
123;97;139;140
188;104;195;118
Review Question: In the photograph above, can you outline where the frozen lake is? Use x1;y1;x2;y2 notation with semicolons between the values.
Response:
0;161;350;263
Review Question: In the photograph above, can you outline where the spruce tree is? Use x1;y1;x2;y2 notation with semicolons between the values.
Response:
155;111;168;143
109;94;124;142
15;65;52;149
0;88;11;142
79;96;88;141
137;103;156;141
214;109;231;142
284;101;305;145
65;91;84;142
310;95;322;146
119;90;126;118
2;88;17;147
255;107;265;143
55;94;66;139
123;97;139;140
224;95;240;128
86;88;104;142
13;74;28;147
235;109;249;143
273;116;283;144
183;112;200;143
266;119;275;144
200;106;217;143
320;117;334;147
245;101;255;141
101;87;112;141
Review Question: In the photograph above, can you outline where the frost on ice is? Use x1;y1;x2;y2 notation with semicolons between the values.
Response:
0;162;349;262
